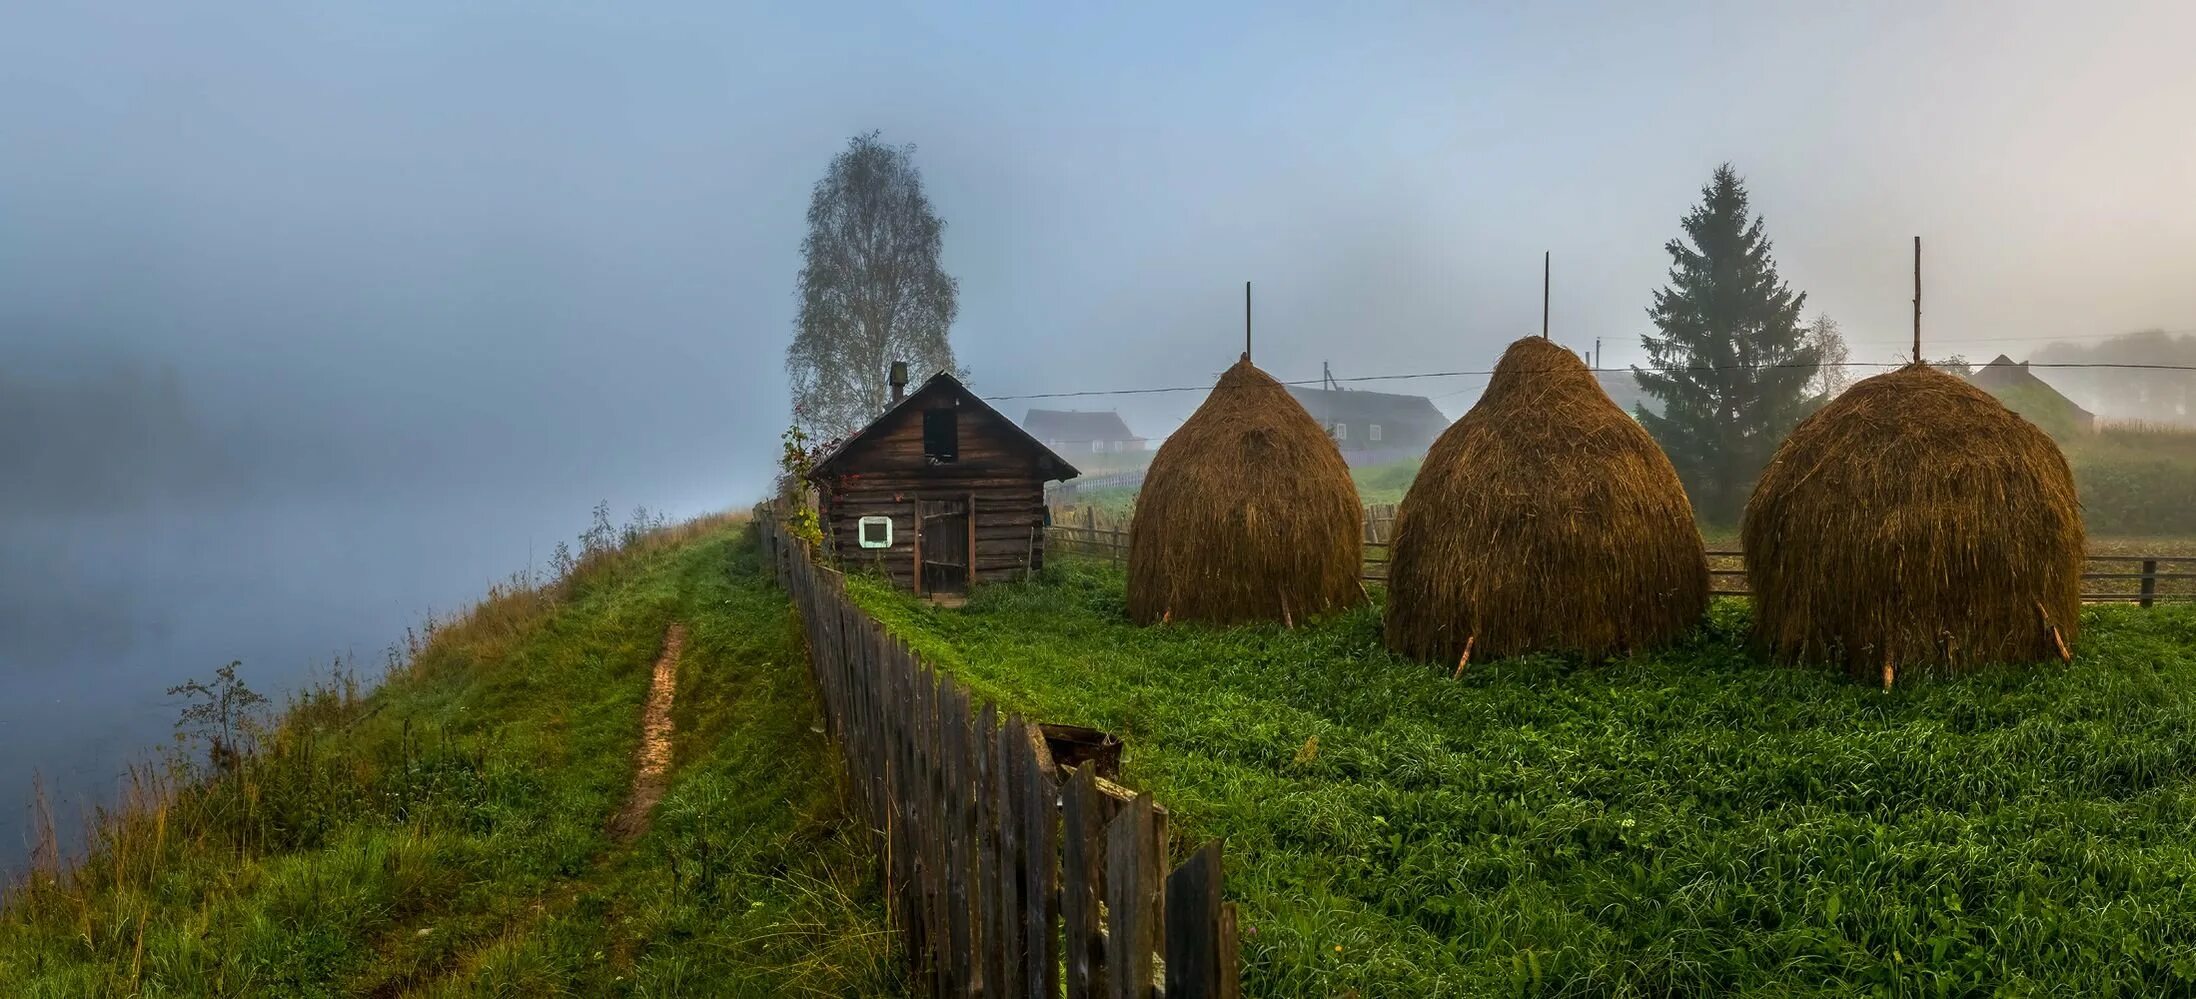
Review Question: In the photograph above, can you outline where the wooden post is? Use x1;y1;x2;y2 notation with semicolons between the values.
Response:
912;503;924;596
1541;250;1550;340
2141;558;2158;609
1244;281;1252;361
1912;235;1922;364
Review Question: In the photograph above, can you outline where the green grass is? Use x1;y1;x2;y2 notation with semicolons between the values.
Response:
1353;456;1423;506
2068;423;2196;537
0;520;901;998
849;557;2196;997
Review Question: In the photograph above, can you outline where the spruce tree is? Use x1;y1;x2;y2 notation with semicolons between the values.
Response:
1633;164;1820;523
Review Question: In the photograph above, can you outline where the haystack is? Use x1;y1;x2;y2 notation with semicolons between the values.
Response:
1384;337;1708;663
1743;363;2084;679
1126;357;1364;626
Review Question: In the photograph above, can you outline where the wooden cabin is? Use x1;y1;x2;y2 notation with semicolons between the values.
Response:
808;370;1080;594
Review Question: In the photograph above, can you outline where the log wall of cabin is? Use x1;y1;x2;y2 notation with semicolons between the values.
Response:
816;392;1062;588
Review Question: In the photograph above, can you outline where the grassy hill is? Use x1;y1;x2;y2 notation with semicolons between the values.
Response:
850;557;2196;996
21;507;2196;995
0;518;902;998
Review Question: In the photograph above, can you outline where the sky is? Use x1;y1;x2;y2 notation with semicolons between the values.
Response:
4;1;2196;863
6;1;2196;467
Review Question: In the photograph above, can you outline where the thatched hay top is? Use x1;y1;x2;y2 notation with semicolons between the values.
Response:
1126;358;1365;626
1384;337;1708;662
1743;362;2085;677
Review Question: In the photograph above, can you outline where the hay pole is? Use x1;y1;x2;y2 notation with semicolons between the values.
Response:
1244;280;1253;361
1912;236;1922;364
1451;635;1475;679
1541;251;1550;340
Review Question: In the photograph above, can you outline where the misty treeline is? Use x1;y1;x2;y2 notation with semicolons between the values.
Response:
0;360;235;516
2034;329;2196;423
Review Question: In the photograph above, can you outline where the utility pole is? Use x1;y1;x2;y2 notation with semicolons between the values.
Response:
1594;337;1602;370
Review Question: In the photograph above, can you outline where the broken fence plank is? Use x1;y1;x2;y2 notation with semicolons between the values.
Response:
1164;841;1224;999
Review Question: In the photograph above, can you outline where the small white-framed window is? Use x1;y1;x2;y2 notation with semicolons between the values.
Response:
1111;440;1123;453
1370;424;1382;442
1334;423;1347;441
857;516;893;549
1091;439;1105;454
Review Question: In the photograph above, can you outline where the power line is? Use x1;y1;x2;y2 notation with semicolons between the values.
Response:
1858;329;2196;346
987;359;2196;402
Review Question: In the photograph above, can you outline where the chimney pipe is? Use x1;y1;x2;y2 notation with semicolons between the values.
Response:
889;361;908;404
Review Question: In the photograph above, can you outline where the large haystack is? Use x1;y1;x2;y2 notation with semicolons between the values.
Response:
1743;363;2085;678
1384;337;1708;663
1126;358;1364;626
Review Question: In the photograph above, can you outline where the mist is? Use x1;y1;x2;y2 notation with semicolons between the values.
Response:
7;1;2196;870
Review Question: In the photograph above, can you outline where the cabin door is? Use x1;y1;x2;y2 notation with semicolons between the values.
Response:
916;496;972;594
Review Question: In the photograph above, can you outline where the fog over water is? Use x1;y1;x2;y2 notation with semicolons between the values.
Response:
7;2;2196;871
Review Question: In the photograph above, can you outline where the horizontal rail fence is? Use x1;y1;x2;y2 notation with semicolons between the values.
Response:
1045;504;2196;606
762;517;1242;998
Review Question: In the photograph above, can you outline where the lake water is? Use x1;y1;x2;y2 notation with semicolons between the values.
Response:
0;491;665;875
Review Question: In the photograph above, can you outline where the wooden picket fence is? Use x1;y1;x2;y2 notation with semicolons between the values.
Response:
761;516;1242;998
1046;504;2196;604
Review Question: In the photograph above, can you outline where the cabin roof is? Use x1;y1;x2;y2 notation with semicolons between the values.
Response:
808;371;1082;482
1021;408;1139;442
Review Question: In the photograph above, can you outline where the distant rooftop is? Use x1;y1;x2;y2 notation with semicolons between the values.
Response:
1022;408;1138;442
1284;385;1448;426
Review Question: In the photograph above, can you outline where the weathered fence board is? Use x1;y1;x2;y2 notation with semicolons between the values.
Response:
763;512;1238;997
1105;793;1160;999
1062;765;1109;999
1164;842;1227;999
976;705;1006;995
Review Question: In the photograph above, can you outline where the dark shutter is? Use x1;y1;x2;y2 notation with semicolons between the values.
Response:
924;408;958;462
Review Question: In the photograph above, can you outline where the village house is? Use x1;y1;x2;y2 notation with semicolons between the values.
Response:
1021;408;1145;456
1968;354;2096;434
1284;384;1450;461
